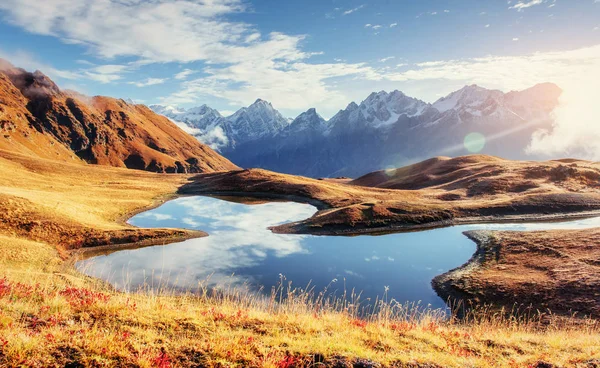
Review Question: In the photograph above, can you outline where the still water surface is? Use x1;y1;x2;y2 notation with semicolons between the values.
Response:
77;196;600;310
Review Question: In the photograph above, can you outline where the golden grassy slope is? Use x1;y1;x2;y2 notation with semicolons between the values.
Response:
0;149;203;253
1;151;600;367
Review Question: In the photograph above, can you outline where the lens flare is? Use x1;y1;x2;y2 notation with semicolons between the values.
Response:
464;132;486;153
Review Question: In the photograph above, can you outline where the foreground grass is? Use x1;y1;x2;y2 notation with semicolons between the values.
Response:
1;249;600;368
1;151;600;367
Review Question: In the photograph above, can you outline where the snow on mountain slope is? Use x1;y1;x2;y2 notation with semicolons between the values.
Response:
432;85;505;115
281;108;327;136
225;99;289;141
328;90;430;133
151;99;291;151
150;104;222;129
150;104;229;150
152;83;561;177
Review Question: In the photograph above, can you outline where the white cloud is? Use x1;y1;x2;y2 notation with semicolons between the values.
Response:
485;24;491;28
0;48;134;85
174;69;196;80
0;0;250;63
83;64;128;83
167;117;202;136
509;0;545;11
0;0;382;117
196;125;230;151
389;22;398;28
160;53;378;117
513;37;520;41
371;25;382;30
137;212;174;221
128;78;168;87
379;56;395;63
343;5;365;15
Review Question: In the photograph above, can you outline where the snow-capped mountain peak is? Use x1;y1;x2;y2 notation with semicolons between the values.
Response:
346;101;359;111
149;104;186;116
358;89;429;127
432;85;504;113
150;104;223;130
290;108;325;129
225;99;290;141
280;108;327;139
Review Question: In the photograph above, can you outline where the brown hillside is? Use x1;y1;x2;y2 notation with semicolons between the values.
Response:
350;154;600;193
181;155;600;234
433;229;600;318
0;59;238;173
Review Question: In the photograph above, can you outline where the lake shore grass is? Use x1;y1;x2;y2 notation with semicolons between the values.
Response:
1;149;600;367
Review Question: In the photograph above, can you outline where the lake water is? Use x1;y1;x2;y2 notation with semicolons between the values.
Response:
77;196;600;311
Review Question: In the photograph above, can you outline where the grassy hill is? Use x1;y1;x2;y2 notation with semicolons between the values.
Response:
0;150;599;367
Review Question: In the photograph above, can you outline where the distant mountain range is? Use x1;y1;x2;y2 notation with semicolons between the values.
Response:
151;83;562;178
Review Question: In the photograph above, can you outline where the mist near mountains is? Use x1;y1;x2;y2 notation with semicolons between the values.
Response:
152;83;565;178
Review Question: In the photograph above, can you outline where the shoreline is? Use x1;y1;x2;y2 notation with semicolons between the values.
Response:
71;190;210;260
184;190;600;236
272;209;600;236
430;230;496;314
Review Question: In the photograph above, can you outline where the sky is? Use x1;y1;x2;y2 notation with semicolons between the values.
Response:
0;0;598;146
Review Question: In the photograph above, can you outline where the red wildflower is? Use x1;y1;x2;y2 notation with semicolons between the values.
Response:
154;348;172;368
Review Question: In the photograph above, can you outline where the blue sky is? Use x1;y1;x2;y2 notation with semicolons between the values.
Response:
0;0;598;119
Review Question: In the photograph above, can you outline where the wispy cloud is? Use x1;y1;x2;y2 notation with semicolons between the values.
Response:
389;22;398;28
174;69;196;80
84;64;128;83
128;78;168;87
343;4;365;15
379;56;395;62
0;0;380;117
509;0;545;11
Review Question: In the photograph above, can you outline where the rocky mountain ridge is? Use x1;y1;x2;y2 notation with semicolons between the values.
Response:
153;83;562;177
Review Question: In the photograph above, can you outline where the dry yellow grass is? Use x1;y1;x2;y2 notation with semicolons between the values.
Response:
0;149;204;253
1;150;600;367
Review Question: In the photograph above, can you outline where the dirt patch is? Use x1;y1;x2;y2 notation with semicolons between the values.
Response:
433;229;600;318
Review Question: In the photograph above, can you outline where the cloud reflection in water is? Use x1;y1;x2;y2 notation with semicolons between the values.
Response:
77;196;317;291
